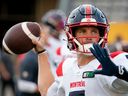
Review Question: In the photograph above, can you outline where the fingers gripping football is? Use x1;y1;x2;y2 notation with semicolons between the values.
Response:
32;26;49;53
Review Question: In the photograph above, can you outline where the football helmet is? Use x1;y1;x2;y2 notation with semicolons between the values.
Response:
65;4;109;55
41;9;66;32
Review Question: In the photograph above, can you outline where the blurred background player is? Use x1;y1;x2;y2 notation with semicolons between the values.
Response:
108;35;128;52
0;48;16;96
35;9;69;95
17;50;41;96
39;9;69;77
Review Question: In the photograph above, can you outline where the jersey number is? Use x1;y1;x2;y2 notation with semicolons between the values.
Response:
69;90;85;96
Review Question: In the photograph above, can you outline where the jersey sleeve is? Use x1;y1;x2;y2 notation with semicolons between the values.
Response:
107;51;128;93
111;51;128;69
47;81;58;96
56;60;64;77
47;77;65;96
56;57;76;77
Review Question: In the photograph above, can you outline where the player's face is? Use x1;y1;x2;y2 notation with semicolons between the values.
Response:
74;26;100;45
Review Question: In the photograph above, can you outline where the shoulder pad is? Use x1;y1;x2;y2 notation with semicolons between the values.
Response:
110;51;124;58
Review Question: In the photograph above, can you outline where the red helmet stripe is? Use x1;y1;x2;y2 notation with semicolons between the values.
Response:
85;5;91;18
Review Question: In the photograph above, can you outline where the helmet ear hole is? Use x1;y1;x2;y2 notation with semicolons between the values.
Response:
71;27;79;37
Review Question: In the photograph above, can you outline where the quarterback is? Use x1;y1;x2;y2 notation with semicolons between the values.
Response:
33;4;128;96
46;4;128;96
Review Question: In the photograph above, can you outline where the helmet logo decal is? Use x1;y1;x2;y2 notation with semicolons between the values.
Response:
81;18;96;22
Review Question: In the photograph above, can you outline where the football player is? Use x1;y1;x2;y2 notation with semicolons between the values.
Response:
33;4;128;96
40;9;70;78
46;4;128;96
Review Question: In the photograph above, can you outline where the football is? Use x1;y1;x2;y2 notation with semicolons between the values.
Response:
2;22;41;55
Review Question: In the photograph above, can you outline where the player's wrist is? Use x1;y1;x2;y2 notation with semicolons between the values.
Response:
37;49;46;55
34;46;46;55
115;65;128;82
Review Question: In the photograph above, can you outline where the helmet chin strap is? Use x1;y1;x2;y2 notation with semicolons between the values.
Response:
98;38;104;45
78;43;93;56
73;38;104;56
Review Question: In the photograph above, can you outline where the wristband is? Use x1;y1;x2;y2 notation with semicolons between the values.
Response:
37;49;46;54
116;65;128;82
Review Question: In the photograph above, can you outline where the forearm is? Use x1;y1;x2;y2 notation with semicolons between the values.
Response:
38;52;54;95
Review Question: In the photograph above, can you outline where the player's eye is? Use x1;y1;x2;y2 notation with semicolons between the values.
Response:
78;29;86;34
91;29;99;35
